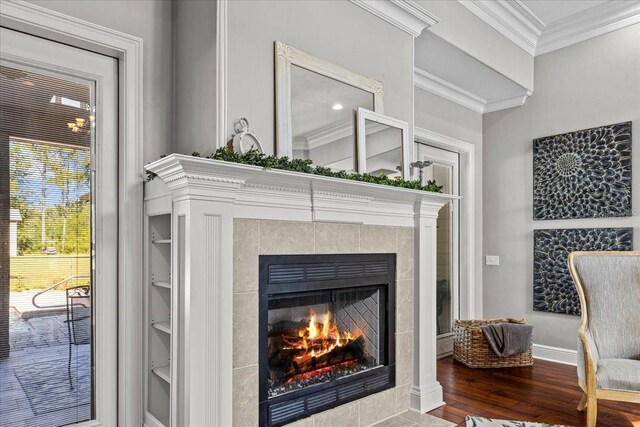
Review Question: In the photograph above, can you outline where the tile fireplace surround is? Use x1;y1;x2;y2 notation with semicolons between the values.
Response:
145;154;457;426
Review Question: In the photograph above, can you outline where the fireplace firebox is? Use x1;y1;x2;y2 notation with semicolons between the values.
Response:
259;254;396;426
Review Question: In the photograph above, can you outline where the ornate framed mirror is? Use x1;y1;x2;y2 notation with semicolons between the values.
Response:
275;41;383;172
356;107;410;181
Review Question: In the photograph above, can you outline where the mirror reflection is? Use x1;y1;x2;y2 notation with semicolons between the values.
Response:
291;65;373;172
363;119;403;178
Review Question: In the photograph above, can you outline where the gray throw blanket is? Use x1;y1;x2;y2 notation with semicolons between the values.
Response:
481;323;533;357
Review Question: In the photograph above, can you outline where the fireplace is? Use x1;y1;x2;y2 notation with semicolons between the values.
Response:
259;253;396;426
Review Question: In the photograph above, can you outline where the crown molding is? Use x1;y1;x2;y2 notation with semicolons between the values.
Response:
292;120;352;151
458;0;543;55
414;67;485;113
483;90;532;113
349;0;440;37
292;138;306;152
414;67;532;114
458;0;640;57
536;1;640;56
293;120;389;152
306;120;353;149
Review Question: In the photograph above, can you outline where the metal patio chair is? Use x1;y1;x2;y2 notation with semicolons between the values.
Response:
65;285;91;390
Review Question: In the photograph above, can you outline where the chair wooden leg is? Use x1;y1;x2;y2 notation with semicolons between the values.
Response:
577;393;587;411
586;397;597;427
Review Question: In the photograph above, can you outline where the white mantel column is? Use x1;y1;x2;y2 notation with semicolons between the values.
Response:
410;200;445;413
168;180;240;427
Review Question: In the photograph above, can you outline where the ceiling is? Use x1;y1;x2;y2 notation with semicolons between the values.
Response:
520;0;609;26
413;0;639;114
0;65;92;147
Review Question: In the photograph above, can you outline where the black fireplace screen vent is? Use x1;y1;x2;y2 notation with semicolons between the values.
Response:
267;260;390;284
268;368;393;426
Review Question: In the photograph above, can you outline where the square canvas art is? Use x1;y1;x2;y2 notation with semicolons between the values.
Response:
533;122;632;220
533;228;633;316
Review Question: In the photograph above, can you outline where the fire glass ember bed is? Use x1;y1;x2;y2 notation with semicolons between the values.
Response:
259;254;396;426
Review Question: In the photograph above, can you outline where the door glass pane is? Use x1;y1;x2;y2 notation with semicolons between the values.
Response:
431;164;453;335
1;64;94;426
417;143;459;341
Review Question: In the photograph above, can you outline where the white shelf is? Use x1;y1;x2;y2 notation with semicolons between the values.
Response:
153;321;171;335
152;280;171;289
144;411;167;427
152;365;171;384
147;212;172;425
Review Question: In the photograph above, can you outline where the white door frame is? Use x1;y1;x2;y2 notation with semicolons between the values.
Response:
414;127;481;321
1;27;119;426
1;2;144;425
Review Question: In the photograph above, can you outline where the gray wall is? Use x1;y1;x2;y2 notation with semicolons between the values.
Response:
482;24;640;350
226;0;414;155
415;89;482;144
27;0;174;164
174;0;217;156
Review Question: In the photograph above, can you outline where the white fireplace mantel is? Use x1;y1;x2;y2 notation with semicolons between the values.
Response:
145;154;458;426
147;154;456;226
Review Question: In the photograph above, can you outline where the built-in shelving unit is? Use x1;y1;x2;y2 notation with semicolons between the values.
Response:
145;210;172;427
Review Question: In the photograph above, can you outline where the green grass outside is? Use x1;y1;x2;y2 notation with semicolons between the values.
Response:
10;255;90;292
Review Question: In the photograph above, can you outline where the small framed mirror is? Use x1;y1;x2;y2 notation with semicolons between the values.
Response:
275;41;383;172
356;108;410;181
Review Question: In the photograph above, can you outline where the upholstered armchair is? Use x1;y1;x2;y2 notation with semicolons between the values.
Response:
568;251;640;427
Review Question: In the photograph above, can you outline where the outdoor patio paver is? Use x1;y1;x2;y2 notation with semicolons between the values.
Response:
0;312;90;427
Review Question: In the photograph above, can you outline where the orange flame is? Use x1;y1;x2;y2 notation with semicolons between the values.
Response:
284;310;359;361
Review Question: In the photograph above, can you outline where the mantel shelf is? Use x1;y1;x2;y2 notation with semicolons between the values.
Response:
146;154;460;202
145;154;458;226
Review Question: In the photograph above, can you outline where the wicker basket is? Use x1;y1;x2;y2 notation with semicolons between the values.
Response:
453;318;534;368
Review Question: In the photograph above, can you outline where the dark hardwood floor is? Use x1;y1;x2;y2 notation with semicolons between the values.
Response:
427;356;640;427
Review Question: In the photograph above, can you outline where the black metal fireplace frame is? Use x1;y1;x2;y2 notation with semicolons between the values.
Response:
258;253;396;426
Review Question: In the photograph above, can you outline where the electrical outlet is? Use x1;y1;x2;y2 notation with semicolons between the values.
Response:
486;255;500;266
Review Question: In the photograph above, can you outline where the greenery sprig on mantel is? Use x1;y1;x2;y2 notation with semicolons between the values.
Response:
146;147;443;193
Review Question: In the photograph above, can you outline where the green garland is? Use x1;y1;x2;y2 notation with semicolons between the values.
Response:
146;147;443;193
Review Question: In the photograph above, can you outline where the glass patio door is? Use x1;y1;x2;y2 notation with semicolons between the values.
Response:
0;28;117;426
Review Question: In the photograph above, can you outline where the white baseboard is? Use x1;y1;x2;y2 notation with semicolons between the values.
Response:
532;343;577;366
409;383;445;413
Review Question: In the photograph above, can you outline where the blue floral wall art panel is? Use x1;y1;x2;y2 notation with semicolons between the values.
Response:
533;228;633;316
533;122;632;220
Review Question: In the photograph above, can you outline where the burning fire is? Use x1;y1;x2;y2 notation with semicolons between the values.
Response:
284;311;358;360
269;310;368;388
